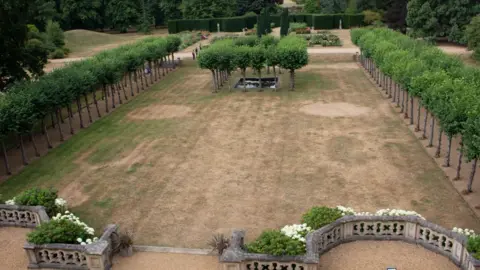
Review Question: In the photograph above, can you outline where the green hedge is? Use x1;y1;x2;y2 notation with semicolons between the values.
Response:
168;14;365;33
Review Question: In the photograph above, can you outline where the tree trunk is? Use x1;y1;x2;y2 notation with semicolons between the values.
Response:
83;94;93;123
30;132;40;157
415;103;421;131
110;85;116;109
404;92;409;119
273;66;277;91
60;109;65;124
435;129;443;158
455;142;463;180
149;61;154;84
392;82;397;103
129;73;135;97
1;140;11;175
242;69;247;92
76;98;84;129
400;88;404;113
93;91;101;117
443;136;452;167
290;70;295;91
140;68;146;89
42;120;52;149
104;85;109;113
396;84;400;107
56;109;64;141
134;71;140;93
211;70;217;93
421;111;428;139
428;116;435;147
51;113;56;128
116;84;123;104
19;134;28;165
258;69;262;91
467;159;478;193
120;82;128;100
67;105;74;135
410;95;414;124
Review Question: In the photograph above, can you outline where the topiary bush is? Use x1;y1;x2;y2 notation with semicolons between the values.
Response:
301;206;343;230
13;188;62;217
245;230;306;256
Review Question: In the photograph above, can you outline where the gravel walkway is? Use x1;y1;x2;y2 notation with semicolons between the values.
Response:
0;227;30;270
112;252;220;270
319;241;459;270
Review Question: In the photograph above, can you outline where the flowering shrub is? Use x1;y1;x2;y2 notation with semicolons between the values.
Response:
27;211;96;245
302;206;343;230
453;227;476;237
335;206;425;219
280;224;312;243
245;230;306;256
4;188;66;216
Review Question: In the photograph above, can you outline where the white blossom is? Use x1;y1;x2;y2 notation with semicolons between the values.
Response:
453;227;475;237
55;198;67;207
281;224;311;243
5;197;16;205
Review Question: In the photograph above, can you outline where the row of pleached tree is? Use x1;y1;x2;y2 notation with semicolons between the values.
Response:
352;28;480;192
198;35;308;92
0;35;182;175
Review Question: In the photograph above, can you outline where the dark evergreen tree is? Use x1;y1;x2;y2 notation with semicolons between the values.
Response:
280;8;289;37
385;0;407;32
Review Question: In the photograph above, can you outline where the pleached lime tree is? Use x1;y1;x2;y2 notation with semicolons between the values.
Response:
277;36;309;91
250;46;266;90
233;46;252;92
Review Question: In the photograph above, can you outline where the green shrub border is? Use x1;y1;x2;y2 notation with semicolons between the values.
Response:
168;13;365;33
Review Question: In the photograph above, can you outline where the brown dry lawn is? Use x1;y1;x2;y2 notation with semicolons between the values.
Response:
1;56;479;248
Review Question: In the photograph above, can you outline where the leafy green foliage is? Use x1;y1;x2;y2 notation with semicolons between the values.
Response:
0;0;50;90
277;36;308;71
249;46;266;72
45;20;65;48
407;0;480;44
363;10;382;25
14;188;60;216
467;235;480;259
27;219;91;244
466;15;480;56
301;206;343;230
106;0;139;33
245;230;306;256
304;0;320;13
352;27;480;164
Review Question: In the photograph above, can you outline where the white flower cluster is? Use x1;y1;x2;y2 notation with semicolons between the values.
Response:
55;198;67;207
5;197;16;205
375;209;425;219
453;227;476;237
76;237;99;246
335;206;425;219
52;211;95;236
281;224;312;243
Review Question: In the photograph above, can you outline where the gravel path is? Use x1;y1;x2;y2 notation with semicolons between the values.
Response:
112;253;220;270
0;227;30;270
319;241;458;270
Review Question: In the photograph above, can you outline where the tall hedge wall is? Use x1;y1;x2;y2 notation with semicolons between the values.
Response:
168;13;364;33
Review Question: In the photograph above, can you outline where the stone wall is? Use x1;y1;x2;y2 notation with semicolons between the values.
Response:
220;216;480;270
0;204;49;228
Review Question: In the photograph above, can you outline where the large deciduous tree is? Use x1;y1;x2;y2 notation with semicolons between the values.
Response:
60;0;101;29
106;0;139;33
182;0;237;19
0;0;49;91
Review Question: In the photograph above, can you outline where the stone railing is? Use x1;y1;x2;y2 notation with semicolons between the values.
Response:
24;224;118;270
0;204;50;228
220;216;480;270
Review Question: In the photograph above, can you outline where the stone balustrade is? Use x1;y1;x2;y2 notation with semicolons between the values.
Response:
0;204;50;228
0;204;117;270
220;216;480;270
24;224;118;270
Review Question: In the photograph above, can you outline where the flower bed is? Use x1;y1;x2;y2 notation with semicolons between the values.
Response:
294;31;342;47
177;31;204;50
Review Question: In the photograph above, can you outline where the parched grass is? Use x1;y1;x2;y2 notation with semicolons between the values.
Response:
1;59;479;248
